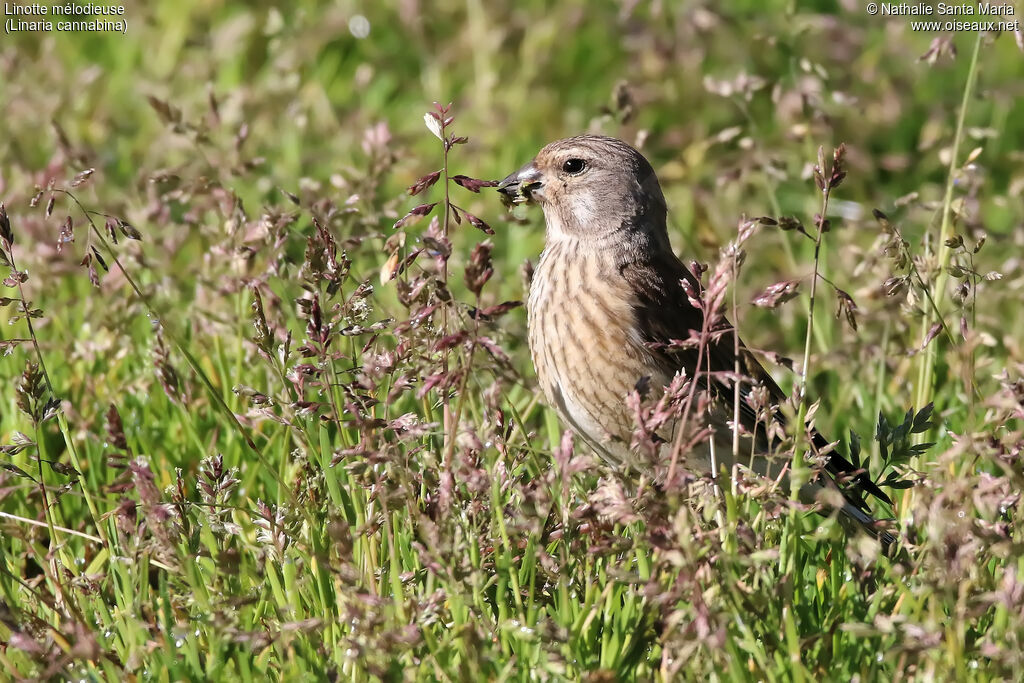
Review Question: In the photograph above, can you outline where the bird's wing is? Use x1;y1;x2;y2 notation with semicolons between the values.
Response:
625;251;891;510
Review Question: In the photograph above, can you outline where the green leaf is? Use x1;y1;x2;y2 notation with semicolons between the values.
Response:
0;462;36;481
848;430;861;469
912;403;936;433
881;480;915;490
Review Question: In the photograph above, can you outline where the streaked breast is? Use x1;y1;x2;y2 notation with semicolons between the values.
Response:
527;241;664;457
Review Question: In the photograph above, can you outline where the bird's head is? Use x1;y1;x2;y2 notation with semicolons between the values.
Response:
497;135;667;242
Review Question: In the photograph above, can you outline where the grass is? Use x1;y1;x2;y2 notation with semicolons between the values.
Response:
1;1;1023;680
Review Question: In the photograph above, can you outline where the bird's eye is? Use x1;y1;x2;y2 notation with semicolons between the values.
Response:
562;158;587;175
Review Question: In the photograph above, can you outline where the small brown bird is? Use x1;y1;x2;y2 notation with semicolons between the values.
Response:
497;135;891;540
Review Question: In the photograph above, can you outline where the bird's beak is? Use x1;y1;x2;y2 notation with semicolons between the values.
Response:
497;162;543;206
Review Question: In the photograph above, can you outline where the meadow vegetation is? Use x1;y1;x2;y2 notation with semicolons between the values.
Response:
0;1;1022;679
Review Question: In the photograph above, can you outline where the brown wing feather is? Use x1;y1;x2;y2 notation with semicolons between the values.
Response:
624;250;891;510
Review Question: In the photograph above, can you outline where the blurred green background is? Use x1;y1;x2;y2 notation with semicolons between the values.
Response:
4;0;1022;438
2;0;1023;679
3;0;1021;384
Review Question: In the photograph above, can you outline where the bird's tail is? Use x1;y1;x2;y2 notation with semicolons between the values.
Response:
799;478;898;551
836;498;898;551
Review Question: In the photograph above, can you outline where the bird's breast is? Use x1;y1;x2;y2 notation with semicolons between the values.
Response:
527;242;666;458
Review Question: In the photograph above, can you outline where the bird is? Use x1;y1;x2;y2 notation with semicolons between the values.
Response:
496;134;893;543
